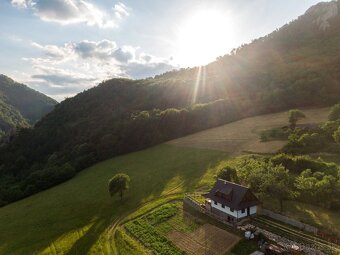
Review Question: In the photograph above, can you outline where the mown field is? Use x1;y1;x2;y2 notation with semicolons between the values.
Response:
0;145;229;255
167;107;330;155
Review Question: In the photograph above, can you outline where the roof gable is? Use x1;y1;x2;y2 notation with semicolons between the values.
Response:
204;179;260;210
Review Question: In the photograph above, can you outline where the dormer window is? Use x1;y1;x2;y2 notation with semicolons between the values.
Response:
215;190;232;201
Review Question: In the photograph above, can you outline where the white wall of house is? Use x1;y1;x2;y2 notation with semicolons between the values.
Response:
250;205;257;215
211;200;238;218
237;209;247;218
211;200;257;219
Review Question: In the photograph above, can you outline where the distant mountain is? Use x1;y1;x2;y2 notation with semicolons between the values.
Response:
0;1;340;205
0;75;57;137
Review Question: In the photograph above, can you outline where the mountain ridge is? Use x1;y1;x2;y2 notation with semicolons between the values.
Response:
305;0;338;30
0;74;57;139
0;74;57;123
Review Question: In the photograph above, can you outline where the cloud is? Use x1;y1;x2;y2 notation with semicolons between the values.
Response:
31;67;96;85
23;39;175;101
11;0;30;8
113;2;129;19
113;47;134;63
11;0;130;28
123;62;174;79
74;40;117;59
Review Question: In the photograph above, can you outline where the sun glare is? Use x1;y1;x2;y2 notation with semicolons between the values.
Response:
176;9;234;67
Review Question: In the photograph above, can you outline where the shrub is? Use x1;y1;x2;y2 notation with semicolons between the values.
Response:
328;103;340;121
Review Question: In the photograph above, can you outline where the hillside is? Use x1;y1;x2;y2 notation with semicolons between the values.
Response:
0;75;57;137
0;94;29;137
0;108;338;255
1;1;340;205
0;145;229;255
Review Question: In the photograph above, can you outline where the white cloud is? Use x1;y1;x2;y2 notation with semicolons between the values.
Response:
11;0;129;28
113;2;129;19
11;0;30;8
22;39;175;101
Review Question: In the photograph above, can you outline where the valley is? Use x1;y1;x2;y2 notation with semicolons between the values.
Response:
0;1;339;254
0;107;338;254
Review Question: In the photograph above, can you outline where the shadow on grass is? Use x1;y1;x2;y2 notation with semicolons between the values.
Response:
64;216;111;255
0;145;229;255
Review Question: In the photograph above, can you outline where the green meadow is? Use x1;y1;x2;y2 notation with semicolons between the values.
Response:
0;144;229;255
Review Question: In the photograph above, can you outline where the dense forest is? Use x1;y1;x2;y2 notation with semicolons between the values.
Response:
0;75;57;139
1;2;340;205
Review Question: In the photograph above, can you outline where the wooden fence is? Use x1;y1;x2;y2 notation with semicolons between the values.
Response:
259;208;318;234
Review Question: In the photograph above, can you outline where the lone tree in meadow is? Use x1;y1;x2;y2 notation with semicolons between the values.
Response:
108;173;130;201
288;109;306;129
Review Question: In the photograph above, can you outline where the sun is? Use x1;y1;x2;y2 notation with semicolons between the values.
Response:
176;9;234;67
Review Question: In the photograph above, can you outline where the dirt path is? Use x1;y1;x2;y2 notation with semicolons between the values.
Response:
167;107;329;155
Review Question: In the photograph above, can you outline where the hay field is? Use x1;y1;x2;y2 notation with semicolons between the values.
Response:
167;107;330;155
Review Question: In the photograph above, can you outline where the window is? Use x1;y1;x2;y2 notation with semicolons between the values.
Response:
214;201;217;205
241;209;245;214
230;208;234;212
222;204;225;208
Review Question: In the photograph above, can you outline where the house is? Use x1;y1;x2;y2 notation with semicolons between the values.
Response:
204;179;260;223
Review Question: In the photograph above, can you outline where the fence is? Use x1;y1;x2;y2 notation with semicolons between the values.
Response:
183;196;204;212
183;194;235;228
259;208;318;235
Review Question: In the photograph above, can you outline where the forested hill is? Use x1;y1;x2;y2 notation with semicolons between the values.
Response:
0;75;57;139
1;1;340;205
0;75;57;124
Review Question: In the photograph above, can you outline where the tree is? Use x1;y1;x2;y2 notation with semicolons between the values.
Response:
328;103;340;121
217;166;238;182
333;126;340;145
261;164;295;212
288;109;306;129
295;170;337;208
108;173;130;201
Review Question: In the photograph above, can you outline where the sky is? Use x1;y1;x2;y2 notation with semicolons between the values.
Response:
0;0;324;101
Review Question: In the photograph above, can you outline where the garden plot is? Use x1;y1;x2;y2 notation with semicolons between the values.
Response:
168;223;240;255
122;201;239;255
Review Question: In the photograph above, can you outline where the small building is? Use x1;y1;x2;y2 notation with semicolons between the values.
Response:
204;179;260;223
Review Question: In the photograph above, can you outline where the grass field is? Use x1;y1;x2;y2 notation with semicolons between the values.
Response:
0;145;229;255
167;107;330;155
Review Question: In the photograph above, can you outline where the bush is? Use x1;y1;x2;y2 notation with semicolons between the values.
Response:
328;103;340;121
270;154;338;175
260;127;289;142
